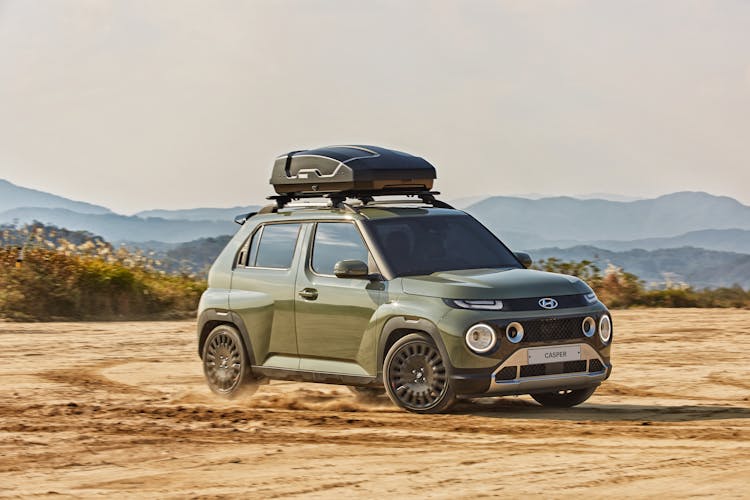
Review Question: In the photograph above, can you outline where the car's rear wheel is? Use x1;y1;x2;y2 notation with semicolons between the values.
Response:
530;386;597;408
202;324;257;399
383;333;455;414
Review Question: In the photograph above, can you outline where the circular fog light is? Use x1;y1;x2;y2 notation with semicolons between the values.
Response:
582;316;596;337
505;322;524;344
599;315;612;343
465;323;497;353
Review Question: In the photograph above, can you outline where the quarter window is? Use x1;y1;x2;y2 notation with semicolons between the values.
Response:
312;223;370;275
251;223;301;269
246;227;261;266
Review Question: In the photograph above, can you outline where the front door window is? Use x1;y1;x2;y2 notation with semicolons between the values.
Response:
312;222;369;275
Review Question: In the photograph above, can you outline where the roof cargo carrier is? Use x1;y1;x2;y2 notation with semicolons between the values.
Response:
232;145;450;222
270;145;436;197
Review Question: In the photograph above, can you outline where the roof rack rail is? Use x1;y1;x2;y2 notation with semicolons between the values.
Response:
235;191;454;225
266;189;454;211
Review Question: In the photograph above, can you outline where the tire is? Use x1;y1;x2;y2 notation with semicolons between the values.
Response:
383;333;456;414
348;385;385;399
202;324;258;399
530;386;597;408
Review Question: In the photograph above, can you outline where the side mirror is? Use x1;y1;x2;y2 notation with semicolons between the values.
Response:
334;259;370;279
515;252;532;269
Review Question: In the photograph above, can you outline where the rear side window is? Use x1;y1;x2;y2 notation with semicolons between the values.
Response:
249;223;301;269
312;223;369;275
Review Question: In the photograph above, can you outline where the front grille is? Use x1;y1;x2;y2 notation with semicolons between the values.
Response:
502;294;590;311
563;360;587;373
519;360;588;378
495;366;517;381
521;317;584;343
520;364;546;377
589;359;604;372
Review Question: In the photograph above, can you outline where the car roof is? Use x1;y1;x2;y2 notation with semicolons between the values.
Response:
356;206;460;220
257;205;462;222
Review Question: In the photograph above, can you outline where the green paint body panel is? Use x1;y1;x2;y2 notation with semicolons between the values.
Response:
401;268;591;299
197;205;613;396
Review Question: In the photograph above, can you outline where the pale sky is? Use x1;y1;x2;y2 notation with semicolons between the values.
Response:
1;0;749;214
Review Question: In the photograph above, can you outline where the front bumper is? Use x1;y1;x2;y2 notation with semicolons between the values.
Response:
451;342;612;397
437;305;613;396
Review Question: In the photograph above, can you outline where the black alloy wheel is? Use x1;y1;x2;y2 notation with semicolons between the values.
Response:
383;333;456;414
202;324;257;399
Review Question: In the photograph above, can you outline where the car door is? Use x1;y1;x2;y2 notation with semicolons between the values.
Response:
295;221;386;376
229;222;305;370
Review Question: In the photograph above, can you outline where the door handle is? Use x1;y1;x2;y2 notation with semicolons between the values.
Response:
298;288;318;300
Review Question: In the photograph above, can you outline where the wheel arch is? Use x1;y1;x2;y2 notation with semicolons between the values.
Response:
197;309;257;365
377;316;453;377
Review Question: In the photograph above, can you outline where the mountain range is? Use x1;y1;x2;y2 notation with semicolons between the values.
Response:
0;179;111;215
466;192;750;242
0;180;258;243
0;207;239;244
479;227;750;256
2;178;750;287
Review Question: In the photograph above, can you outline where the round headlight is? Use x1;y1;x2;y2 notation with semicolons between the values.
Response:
465;323;497;353
582;316;596;337
599;315;612;343
505;322;524;344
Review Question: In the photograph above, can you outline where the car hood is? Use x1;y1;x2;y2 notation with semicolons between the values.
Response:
400;268;591;300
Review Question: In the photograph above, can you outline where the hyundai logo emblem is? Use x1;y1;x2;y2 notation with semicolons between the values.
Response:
539;298;559;309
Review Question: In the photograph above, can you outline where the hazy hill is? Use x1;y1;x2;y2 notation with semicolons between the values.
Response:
3;178;750;257
0;179;111;214
119;235;234;275
496;228;750;255
0;207;235;243
587;229;750;254
134;206;260;221
163;235;233;274
529;246;750;289
467;192;750;242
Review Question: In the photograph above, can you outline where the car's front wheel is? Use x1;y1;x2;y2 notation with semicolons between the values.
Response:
530;386;597;408
383;333;456;414
202;324;258;399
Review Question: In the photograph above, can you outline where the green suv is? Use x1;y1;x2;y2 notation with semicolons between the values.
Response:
197;146;612;413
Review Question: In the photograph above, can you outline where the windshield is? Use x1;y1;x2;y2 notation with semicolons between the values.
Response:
363;214;521;277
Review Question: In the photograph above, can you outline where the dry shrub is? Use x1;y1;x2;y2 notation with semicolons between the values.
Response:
0;247;205;321
535;258;750;309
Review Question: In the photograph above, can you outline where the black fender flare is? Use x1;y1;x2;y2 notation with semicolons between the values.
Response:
197;309;257;366
377;316;453;377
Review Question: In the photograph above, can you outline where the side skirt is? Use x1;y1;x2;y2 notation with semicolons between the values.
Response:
252;366;381;388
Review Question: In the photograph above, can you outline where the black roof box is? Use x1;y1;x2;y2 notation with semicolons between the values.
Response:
270;145;436;196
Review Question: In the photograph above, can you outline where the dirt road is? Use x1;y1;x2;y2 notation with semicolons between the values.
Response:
1;309;749;498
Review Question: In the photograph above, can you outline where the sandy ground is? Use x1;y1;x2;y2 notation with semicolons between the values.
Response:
0;309;749;499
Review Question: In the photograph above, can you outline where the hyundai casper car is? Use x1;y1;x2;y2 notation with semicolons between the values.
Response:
197;146;612;414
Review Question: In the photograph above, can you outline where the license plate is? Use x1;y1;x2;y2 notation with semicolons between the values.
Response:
527;345;581;365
